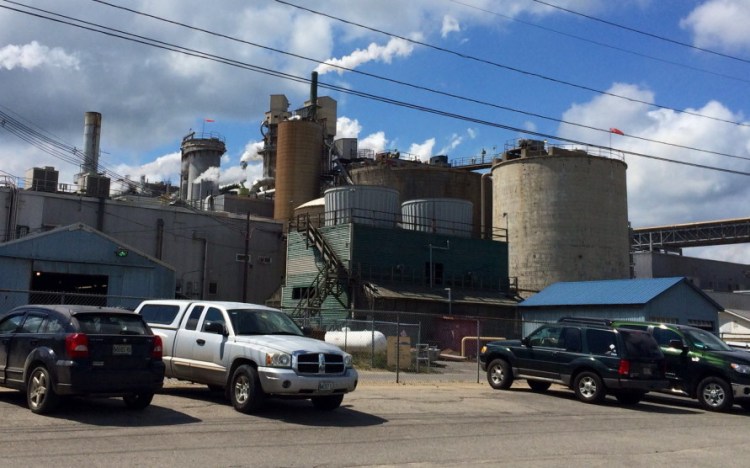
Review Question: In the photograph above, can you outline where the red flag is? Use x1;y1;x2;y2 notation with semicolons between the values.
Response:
205;119;215;122
610;128;624;135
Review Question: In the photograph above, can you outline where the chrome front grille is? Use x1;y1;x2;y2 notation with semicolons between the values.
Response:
296;353;345;374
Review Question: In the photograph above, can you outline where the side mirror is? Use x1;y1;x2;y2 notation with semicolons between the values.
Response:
668;339;687;353
522;337;531;347
204;321;227;336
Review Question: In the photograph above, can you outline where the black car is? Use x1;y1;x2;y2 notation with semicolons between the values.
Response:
479;320;668;404
0;305;165;414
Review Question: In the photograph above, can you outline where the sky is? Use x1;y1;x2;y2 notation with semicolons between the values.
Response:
1;0;749;264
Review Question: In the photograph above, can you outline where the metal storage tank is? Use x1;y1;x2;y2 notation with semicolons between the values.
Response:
324;185;399;228
349;164;488;237
180;132;226;202
293;197;325;227
492;147;629;297
402;198;473;237
274;119;324;221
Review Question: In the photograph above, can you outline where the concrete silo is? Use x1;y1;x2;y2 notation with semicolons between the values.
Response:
180;132;226;202
274;119;324;221
492;143;630;297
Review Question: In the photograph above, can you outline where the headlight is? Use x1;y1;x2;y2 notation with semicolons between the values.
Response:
344;353;353;369
266;352;292;368
731;363;750;374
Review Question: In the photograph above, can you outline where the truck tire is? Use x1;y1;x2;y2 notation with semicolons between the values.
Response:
27;365;59;414
527;380;551;392
614;391;645;405
230;365;265;414
697;376;733;412
311;394;344;411
573;371;606;404
486;359;513;390
123;392;154;410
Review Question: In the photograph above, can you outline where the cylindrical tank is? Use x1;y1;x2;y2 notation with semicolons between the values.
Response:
293;197;325;227
274;119;323;221
180;133;226;202
348;164;488;236
401;198;473;237
325;328;387;353
492;151;629;297
324;185;400;227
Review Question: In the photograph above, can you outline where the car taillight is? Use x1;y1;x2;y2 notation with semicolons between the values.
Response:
65;333;90;359
151;335;163;360
618;359;631;376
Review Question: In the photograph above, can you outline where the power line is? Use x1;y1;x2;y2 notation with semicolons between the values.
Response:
274;0;750;129
530;0;750;65
447;0;750;85
85;0;750;163
1;2;748;177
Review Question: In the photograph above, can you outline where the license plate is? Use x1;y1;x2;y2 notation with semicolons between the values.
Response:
318;381;333;391
113;344;132;355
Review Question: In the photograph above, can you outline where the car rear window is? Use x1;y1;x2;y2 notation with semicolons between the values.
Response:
619;329;663;359
75;313;149;335
138;304;181;325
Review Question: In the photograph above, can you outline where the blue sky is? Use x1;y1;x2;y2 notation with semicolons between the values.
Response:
1;0;749;263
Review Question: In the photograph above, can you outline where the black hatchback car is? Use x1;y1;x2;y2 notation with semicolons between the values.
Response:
480;320;668;404
0;305;165;414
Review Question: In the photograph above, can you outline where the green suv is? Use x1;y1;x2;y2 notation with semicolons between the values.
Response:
612;321;750;412
479;320;668;405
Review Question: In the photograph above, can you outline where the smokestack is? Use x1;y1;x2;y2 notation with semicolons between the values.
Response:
83;112;102;174
309;71;318;121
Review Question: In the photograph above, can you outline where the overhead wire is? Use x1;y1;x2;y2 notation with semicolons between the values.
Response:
274;0;750;129
80;0;750;163
530;0;750;65
0;1;748;177
447;0;750;85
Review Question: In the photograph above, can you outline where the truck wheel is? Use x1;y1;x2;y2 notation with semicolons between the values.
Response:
230;365;265;414
312;394;344;411
27;365;59;414
123;392;154;410
573;371;606;404
697;376;733;412
486;359;513;390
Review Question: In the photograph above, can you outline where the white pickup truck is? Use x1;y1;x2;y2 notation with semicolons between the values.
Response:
133;300;358;413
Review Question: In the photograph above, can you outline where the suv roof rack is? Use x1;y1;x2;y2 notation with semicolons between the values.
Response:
557;316;613;326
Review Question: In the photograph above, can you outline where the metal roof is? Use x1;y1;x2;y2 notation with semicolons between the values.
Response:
519;277;702;307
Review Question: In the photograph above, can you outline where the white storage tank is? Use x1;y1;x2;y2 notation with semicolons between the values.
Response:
401;198;473;237
324;185;400;228
325;328;387;353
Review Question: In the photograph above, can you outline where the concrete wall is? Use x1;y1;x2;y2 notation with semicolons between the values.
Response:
493;153;630;297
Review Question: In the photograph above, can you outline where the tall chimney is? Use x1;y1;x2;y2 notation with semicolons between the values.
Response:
83;111;102;174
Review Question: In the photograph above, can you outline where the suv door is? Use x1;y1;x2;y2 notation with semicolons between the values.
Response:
515;325;567;379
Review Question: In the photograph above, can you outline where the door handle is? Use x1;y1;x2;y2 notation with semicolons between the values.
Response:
196;339;206;346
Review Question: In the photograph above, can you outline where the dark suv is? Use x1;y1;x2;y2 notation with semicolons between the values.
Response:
612;321;750;412
479;320;668;404
0;305;165;414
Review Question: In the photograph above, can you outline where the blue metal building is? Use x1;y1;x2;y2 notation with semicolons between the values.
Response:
519;277;723;335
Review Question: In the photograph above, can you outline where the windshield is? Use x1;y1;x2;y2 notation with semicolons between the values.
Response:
684;328;733;352
228;309;303;336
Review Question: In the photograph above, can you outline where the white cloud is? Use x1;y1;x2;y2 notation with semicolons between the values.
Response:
558;82;750;262
240;141;264;164
336;116;362;138
681;0;750;52
114;152;181;186
439;133;463;155
408;138;436;162
360;131;388;153
0;41;79;70
315;37;415;75
441;15;461;38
